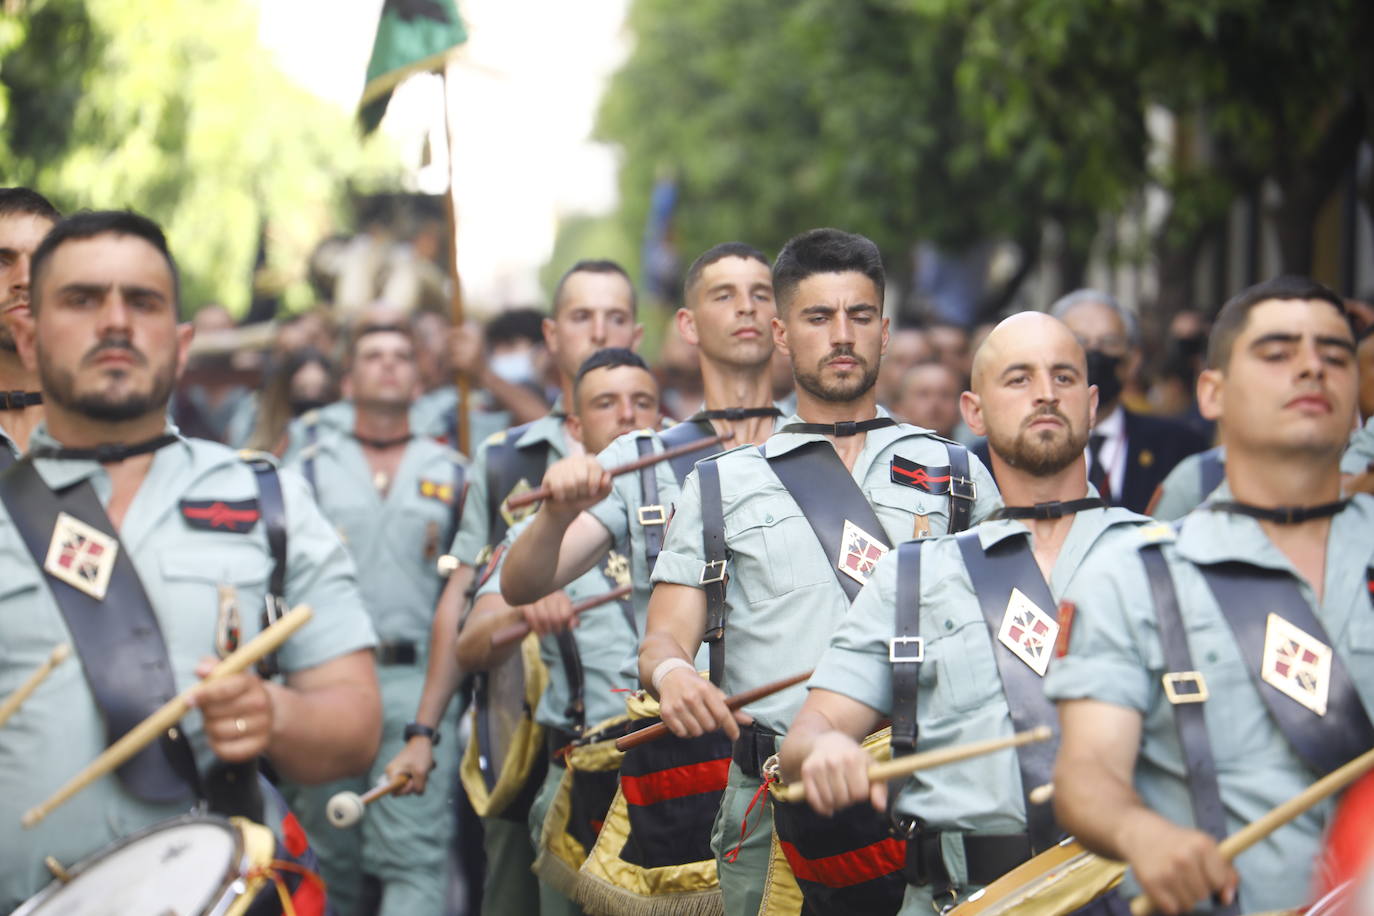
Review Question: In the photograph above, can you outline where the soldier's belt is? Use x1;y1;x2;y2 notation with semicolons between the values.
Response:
904;828;1032;892
732;722;780;779
374;641;418;666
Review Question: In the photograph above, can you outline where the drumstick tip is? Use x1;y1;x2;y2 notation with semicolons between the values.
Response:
50;644;71;665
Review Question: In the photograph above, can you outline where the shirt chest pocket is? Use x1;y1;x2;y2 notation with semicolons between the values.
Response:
729;497;832;601
868;484;949;540
0;561;72;671
928;618;1004;715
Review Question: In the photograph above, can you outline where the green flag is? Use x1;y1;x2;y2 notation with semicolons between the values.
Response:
358;0;468;133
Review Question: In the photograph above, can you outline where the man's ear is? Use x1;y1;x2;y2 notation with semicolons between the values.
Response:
676;307;700;348
565;411;585;446
1087;384;1100;429
772;315;790;357
13;312;38;372
630;322;644;352
173;321;195;379
542;316;559;355
880;316;890;356
959;390;986;437
1196;368;1224;421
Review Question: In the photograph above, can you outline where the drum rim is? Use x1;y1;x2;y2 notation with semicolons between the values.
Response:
12;813;252;916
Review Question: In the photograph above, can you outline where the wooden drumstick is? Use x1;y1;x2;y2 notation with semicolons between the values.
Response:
1128;743;1374;916
22;604;314;829
489;584;634;649
504;432;732;511
327;772;412;829
615;670;814;752
1028;782;1055;805
776;726;1054;804
0;643;70;730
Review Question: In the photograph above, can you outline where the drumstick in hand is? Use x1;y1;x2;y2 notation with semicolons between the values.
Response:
489;584;633;649
22;605;314;829
504;432;731;511
615;670;814;752
327;773;412;828
0;644;70;730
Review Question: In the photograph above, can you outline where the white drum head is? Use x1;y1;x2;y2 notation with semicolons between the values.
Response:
14;816;243;916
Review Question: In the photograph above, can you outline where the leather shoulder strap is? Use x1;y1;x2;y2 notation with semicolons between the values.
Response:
448;457;468;549
944;441;975;533
662;418;718;484
636;435;666;568
698;457;728;686
484;421;550;548
0;459;200;804
954;531;1062;852
1140;543;1235;916
766;440;890;603
0;443;14;470
245;458;288;678
1197;562;1374;775
889;540;924;757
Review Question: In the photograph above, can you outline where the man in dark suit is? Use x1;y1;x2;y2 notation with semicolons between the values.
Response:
973;293;1207;514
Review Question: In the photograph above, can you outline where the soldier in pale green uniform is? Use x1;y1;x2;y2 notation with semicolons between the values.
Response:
781;313;1150;913
1342;414;1373;475
500;243;787;674
1147;445;1225;520
640;229;1000;916
385;260;642;916
281;323;468;915
0;210;381;912
457;348;661;915
1049;277;1374;914
0;187;59;468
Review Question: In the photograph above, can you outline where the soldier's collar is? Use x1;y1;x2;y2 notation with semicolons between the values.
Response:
1206;499;1349;525
988;497;1106;521
780;417;894;437
690;406;782;423
30;432;179;464
352;431;413;450
0;390;42;410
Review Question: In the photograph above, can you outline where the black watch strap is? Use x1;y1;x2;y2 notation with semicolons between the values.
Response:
404;722;441;746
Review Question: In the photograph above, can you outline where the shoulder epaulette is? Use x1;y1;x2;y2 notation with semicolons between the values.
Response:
236;448;280;467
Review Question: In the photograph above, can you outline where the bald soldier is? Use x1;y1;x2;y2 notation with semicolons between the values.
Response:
1049;276;1374;913
780;313;1150;913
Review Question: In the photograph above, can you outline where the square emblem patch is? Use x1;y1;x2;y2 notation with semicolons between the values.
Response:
837;519;888;586
1261;613;1331;716
44;511;118;600
997;588;1059;677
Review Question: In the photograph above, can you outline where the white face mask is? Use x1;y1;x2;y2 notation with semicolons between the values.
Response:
490;351;536;385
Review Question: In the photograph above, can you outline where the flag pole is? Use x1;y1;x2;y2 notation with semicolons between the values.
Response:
441;62;471;456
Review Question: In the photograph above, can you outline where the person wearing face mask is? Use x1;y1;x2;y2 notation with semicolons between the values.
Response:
1049;290;1208;513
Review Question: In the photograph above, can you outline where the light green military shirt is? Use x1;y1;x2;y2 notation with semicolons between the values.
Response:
287;429;466;646
410;384;513;454
1044;487;1374;910
475;518;638;732
651;410;1002;734
0;427;376;911
1150;446;1225;521
809;501;1146;903
586;409;788;639
1341;415;1374;474
450;401;570;566
281;401;354;463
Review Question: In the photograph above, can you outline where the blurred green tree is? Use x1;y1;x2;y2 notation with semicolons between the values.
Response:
0;0;401;315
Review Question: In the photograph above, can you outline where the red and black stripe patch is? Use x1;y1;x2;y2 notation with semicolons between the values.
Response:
179;498;261;534
890;455;953;494
772;799;907;914
619;730;732;870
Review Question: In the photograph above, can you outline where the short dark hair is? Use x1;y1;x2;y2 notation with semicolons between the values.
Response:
1207;275;1347;370
485;307;546;349
551;259;637;317
0;187;61;223
348;322;413;359
772;228;884;312
30;210;180;314
573;346;650;392
683;242;770;304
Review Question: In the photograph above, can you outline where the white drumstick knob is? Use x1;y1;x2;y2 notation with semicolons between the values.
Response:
326;791;366;829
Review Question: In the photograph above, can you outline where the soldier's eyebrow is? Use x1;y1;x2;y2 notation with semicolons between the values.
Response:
1250;332;1355;354
999;362;1033;379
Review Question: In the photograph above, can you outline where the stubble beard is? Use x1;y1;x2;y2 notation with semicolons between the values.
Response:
794;351;879;404
39;346;177;423
990;410;1088;477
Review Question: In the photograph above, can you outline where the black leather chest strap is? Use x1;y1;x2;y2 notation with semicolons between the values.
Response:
1140;543;1237;916
1198;562;1374;776
698;458;728;686
766;440;891;603
955;531;1062;852
0;459;200;805
663;418;718;485
944;441;975;534
636;435;666;568
889;540;925;758
246;458;288;678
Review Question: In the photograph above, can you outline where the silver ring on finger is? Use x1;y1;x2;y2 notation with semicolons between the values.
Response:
235;717;247;735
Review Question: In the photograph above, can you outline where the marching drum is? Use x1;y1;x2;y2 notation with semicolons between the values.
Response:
460;632;550;819
13;814;288;916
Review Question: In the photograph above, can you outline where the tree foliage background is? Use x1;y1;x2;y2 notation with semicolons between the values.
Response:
599;0;1374;319
0;0;400;315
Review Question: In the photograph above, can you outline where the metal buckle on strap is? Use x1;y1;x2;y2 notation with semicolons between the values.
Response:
1162;670;1209;704
700;560;727;585
637;504;666;526
889;636;925;663
950;476;977;501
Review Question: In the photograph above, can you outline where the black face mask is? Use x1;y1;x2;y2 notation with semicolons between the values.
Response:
1085;350;1124;406
290;398;330;417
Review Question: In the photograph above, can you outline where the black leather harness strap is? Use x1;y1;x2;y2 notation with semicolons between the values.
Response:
0;444;13;470
944;441;976;534
955;531;1062;853
0;459;201;805
1198;562;1374;776
663;417;719;485
635;435;666;568
1198;447;1224;498
697;457;728;686
246;458;288;678
1139;543;1239;916
765;440;892;603
889;540;925;760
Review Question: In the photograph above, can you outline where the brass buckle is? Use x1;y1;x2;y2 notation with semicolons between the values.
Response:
1162;671;1209;704
699;560;727;585
889;636;925;663
637;504;666;526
